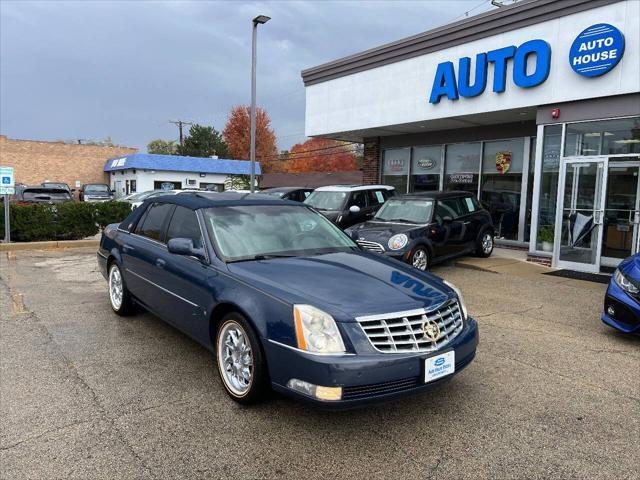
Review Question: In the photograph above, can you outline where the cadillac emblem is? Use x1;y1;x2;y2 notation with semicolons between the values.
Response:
495;151;512;174
422;320;440;342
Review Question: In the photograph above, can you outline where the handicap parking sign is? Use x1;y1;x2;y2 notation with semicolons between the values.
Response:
0;166;15;195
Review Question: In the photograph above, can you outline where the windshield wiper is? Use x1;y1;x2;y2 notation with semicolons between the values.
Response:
229;253;300;263
378;218;417;223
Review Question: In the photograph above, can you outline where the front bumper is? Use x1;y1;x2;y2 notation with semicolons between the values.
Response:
601;280;640;334
266;317;479;408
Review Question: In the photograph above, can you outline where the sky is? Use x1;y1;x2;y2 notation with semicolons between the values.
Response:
0;0;495;152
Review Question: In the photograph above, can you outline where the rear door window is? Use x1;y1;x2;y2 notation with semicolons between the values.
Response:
136;203;174;242
166;206;204;249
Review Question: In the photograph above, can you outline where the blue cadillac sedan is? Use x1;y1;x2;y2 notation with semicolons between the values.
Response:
97;192;479;406
602;253;640;334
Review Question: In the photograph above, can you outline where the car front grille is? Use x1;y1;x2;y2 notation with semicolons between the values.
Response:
356;301;464;353
356;240;385;253
342;377;420;400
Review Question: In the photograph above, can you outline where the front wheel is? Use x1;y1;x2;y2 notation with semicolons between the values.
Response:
409;246;430;271
476;231;494;258
216;313;268;404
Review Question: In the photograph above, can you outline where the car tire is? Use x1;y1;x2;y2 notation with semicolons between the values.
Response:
108;262;135;315
476;231;494;258
409;246;430;271
216;312;268;404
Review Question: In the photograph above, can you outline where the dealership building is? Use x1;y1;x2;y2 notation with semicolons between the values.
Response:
302;0;639;273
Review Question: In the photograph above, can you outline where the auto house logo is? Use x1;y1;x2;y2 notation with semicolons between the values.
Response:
569;23;625;77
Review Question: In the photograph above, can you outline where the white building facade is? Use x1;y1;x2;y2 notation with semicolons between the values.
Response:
302;0;640;273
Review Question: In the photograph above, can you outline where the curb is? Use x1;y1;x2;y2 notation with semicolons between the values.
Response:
0;239;99;251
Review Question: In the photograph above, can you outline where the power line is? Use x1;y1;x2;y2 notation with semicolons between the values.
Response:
261;142;360;161
262;146;361;163
449;0;492;23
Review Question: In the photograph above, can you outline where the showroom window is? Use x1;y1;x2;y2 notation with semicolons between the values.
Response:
410;146;441;192
564;116;640;157
535;124;562;252
382;148;409;193
443;143;481;194
480;139;525;241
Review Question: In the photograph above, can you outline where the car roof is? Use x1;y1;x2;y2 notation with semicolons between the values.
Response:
261;187;309;192
398;190;475;200
143;191;301;209
314;184;394;192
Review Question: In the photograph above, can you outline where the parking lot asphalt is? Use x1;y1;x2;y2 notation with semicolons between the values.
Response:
1;248;638;480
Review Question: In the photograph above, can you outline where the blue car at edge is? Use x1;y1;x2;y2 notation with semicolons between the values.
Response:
602;253;640;334
97;192;479;407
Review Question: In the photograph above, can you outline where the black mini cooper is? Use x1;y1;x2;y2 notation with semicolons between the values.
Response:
345;191;494;271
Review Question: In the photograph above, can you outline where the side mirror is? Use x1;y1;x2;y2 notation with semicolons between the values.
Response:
167;238;206;261
348;229;360;241
442;215;453;223
349;205;361;214
111;189;116;194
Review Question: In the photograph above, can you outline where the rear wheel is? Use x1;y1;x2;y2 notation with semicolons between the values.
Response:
476;231;494;258
410;246;430;271
108;263;134;315
216;312;268;404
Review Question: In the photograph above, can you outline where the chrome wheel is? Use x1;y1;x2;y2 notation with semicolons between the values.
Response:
482;233;493;255
217;321;254;397
412;249;428;271
108;265;123;310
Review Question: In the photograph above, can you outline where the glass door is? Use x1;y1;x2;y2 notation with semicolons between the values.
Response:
601;160;640;267
554;158;607;273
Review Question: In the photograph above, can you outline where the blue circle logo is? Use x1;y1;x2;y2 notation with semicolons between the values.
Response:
569;23;625;77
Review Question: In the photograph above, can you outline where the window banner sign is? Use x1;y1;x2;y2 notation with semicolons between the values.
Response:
495;151;512;174
388;158;405;173
448;173;474;184
416;158;436;170
569;24;624;77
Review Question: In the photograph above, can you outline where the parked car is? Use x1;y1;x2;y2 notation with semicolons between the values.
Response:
14;185;74;204
41;182;72;193
602;253;640;334
304;185;395;229
261;187;314;202
80;183;113;202
98;192;478;407
345;191;494;271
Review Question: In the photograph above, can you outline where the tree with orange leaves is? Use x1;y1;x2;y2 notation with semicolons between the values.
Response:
222;106;278;166
284;138;359;173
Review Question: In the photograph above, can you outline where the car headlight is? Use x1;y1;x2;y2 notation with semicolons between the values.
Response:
388;234;408;250
294;304;346;354
444;280;468;321
614;269;639;295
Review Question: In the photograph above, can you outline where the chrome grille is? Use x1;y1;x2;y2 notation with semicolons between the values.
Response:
356;301;464;353
357;240;385;253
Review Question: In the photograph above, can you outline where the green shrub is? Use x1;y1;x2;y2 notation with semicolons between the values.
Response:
0;201;133;242
94;201;133;229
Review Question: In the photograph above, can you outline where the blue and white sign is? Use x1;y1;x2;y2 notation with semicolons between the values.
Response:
0;166;15;195
569;23;625;77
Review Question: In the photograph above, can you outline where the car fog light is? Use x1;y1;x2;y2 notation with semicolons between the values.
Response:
607;305;615;317
287;379;342;401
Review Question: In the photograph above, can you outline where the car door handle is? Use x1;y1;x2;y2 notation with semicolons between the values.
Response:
463;221;471;225
155;258;166;268
122;245;135;253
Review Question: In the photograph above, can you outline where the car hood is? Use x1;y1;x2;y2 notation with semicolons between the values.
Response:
227;252;452;321
347;220;423;239
619;253;640;280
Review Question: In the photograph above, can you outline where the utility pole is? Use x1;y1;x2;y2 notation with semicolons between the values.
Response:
250;15;271;193
170;120;193;151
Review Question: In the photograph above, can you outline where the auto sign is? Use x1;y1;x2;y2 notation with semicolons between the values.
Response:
569;23;625;77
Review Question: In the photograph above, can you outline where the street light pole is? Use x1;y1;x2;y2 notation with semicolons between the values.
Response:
250;15;270;193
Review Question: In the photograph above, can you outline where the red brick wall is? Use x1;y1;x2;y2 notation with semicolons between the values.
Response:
362;137;381;185
0;135;137;193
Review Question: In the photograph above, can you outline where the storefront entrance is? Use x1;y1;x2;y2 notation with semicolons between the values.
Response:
554;157;640;273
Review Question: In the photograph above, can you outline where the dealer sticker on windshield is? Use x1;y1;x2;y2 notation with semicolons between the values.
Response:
425;351;455;383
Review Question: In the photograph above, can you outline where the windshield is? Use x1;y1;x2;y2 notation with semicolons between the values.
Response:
22;189;71;200
204;205;357;261
304;191;347;211
85;184;109;192
375;199;434;223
